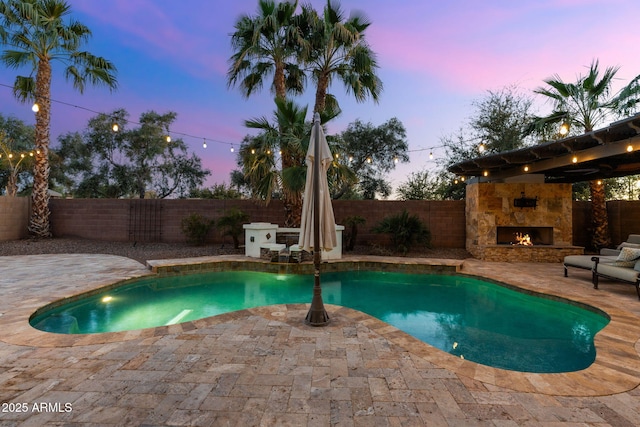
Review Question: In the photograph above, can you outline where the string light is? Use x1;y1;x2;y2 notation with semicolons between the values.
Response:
627;144;634;152
478;143;485;153
572;155;578;163
1;82;483;165
523;165;529;172
1;82;236;152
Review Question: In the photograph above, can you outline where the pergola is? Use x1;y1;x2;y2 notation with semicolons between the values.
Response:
449;113;640;183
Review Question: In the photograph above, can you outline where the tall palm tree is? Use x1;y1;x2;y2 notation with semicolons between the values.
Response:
531;60;640;250
303;0;382;114
227;0;307;102
0;0;117;237
228;0;310;226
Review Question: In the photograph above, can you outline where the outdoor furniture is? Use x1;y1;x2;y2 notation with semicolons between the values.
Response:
563;234;640;277
592;251;640;299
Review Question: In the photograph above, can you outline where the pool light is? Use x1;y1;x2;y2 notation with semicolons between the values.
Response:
101;296;113;303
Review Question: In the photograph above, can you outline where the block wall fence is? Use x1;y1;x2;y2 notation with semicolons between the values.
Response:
2;198;638;248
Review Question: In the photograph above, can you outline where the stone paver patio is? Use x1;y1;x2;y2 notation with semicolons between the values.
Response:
1;253;640;426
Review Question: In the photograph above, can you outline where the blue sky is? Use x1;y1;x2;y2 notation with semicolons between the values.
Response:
2;0;640;193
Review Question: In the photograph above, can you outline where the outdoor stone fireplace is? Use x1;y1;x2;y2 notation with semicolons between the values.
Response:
466;181;583;262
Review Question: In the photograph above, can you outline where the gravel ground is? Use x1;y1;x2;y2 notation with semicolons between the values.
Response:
0;237;471;264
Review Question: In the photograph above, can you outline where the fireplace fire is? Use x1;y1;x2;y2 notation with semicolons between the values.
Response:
496;226;553;246
514;232;533;246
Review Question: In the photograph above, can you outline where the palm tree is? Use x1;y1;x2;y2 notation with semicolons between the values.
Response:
303;0;382;114
240;98;350;226
228;0;311;226
0;0;117;237
227;0;307;102
531;60;640;250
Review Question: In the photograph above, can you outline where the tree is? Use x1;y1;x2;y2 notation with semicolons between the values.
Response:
0;0;117;236
228;0;311;226
396;170;437;200
54;109;210;199
331;117;408;199
227;0;306;102
530;60;640;250
303;0;382;114
0;114;35;195
189;183;243;199
439;87;538;199
236;98;350;225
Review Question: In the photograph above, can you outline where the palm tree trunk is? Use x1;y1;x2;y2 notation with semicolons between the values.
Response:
280;149;302;227
314;73;329;114
30;60;52;237
589;180;610;251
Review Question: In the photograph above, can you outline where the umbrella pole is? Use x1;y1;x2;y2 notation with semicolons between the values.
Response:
305;114;330;326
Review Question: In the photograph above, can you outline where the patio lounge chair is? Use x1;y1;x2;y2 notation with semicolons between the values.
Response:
563;234;640;277
592;253;640;299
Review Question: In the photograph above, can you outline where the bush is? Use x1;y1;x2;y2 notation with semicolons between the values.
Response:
217;208;250;249
181;213;215;246
372;210;431;255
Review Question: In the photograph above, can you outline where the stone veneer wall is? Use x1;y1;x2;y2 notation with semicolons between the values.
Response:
466;182;582;262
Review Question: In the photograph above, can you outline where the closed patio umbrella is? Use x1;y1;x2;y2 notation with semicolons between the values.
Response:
299;112;337;326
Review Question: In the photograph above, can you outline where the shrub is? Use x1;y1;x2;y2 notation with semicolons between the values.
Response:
372;210;431;255
217;208;250;249
181;213;215;246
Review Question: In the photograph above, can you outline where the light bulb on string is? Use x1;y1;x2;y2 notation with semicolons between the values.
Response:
429;151;433;160
251;148;255;155
111;122;119;132
230;145;235;153
393;156;399;164
478;143;485;153
165;135;171;143
366;157;372;164
31;103;39;112
202;139;207;149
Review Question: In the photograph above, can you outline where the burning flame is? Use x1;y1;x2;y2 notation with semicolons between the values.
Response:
514;232;533;246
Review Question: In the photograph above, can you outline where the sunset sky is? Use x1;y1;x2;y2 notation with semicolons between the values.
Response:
2;0;640;193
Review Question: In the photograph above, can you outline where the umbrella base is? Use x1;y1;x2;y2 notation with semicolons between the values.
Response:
305;277;330;327
305;304;330;326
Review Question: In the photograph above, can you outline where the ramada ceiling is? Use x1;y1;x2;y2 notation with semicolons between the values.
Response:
448;113;640;183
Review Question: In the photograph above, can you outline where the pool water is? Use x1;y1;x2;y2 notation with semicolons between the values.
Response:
30;270;609;373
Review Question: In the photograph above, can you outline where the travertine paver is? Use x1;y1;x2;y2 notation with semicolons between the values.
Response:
0;254;639;426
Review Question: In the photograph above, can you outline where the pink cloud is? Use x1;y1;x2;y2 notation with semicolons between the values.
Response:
367;1;640;93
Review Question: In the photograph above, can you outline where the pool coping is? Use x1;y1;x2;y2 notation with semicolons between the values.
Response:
1;254;639;397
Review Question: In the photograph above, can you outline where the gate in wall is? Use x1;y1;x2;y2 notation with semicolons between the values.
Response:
128;199;162;243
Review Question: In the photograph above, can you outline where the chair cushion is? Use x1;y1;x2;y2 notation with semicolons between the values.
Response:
597;263;640;283
564;255;616;269
626;234;640;245
613;247;640;267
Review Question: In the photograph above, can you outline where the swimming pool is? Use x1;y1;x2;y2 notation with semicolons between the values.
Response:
30;270;608;373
